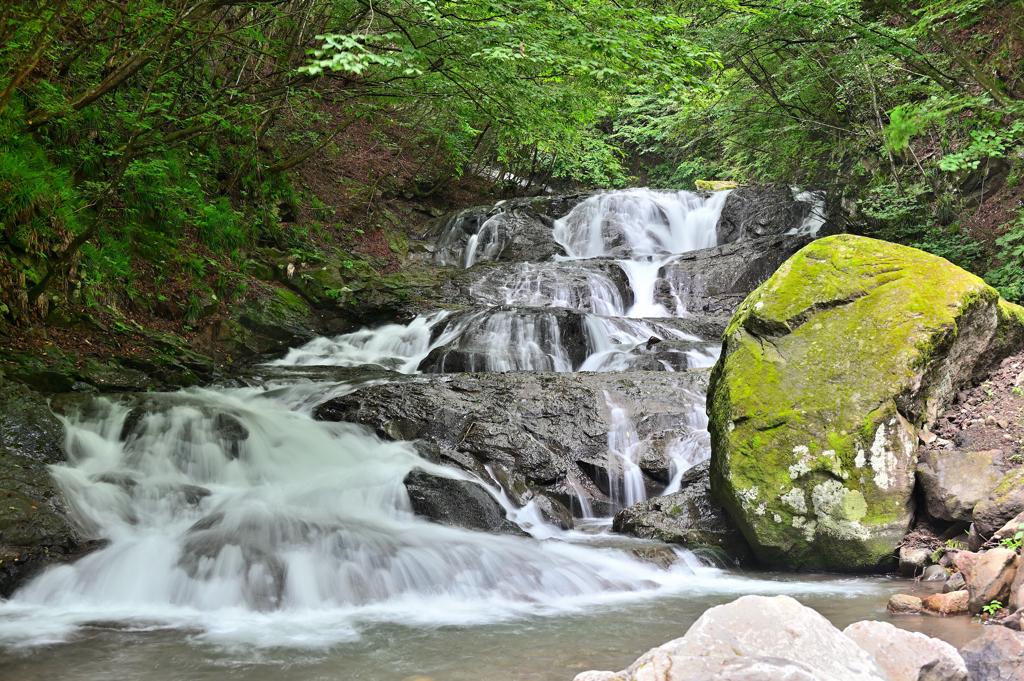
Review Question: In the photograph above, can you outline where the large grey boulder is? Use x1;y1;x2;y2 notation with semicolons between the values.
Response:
422;194;586;266
0;381;88;596
314;371;710;516
916;449;1006;522
960;627;1024;680
403;470;524;535
843;620;967;681
572;595;887;681
611;462;751;561
655;234;812;317
716;184;814;243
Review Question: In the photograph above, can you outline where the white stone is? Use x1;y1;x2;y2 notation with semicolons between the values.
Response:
843;620;967;681
574;595;887;681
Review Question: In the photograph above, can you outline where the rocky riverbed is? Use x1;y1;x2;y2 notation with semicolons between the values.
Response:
5;184;1024;680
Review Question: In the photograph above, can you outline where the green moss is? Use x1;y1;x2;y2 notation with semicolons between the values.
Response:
710;235;1024;572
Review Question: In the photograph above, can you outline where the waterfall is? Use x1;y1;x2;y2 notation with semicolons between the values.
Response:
602;391;646;509
0;389;706;647
552;189;727;258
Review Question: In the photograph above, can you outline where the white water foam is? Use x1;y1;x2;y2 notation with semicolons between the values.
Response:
553;189;728;259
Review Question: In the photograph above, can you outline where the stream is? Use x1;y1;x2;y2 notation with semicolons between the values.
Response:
0;189;982;679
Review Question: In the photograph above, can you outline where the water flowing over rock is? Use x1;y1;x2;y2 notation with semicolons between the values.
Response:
708;234;1024;571
611;461;751;562
314;371;711;515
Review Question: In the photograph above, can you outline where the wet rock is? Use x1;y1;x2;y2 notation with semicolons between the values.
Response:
974;468;1024;539
223;288;322;357
315;371;709;515
888;593;924;614
843;620;967;681
655;234;812;317
453;259;634;314
945;571;967;593
422;194;585;266
630;546;679;570
572;594;887;681
916;449;1006;522
716;184;815;243
996;607;1024;632
901;546;933;577
212;413;249;459
709;234;1024;572
960;627;1024;680
968;548;1019;615
403;470;524;536
417;307;590;372
923;564;951;581
922;590;970;615
0;380;87;596
611;461;752;562
411;441;442;464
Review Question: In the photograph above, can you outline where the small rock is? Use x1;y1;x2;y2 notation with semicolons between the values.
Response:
844;620;967;681
968;548;1019;615
888;593;924;614
630;546;678;570
920;429;938;445
923;564;951;581
900;546;932;577
954;551;980;583
987;415;998;426
922;590;970;615
960;627;1024;680
1016;369;1024;386
1000;420;1010;429
944;571;967;593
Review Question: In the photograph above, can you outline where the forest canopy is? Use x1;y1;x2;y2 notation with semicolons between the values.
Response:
0;0;1022;325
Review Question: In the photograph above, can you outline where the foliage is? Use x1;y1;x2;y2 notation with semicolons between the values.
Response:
982;600;1003;616
998;524;1024;553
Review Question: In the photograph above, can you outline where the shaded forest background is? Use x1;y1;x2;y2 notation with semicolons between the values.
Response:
1;0;1023;375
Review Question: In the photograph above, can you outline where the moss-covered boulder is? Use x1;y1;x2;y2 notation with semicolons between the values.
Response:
708;234;1024;571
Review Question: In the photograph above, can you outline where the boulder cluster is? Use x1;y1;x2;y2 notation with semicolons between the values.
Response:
575;594;972;681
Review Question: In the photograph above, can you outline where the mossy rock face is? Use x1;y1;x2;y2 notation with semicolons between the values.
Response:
708;234;1024;572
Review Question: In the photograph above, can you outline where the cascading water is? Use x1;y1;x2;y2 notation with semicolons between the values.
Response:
2;187;922;681
0;388;700;647
602;391;646;509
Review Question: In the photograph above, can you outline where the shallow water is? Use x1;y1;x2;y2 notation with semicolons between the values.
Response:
0;574;983;681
